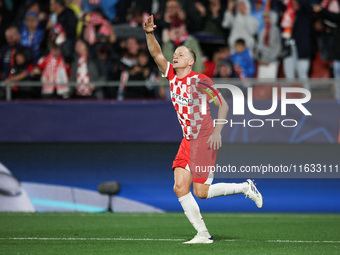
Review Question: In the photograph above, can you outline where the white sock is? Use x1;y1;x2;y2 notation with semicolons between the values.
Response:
178;192;210;236
206;182;248;199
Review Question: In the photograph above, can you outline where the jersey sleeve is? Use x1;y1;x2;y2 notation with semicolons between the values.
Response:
197;76;222;105
161;62;176;81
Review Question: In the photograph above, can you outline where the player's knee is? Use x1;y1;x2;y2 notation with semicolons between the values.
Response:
173;183;189;198
193;189;208;199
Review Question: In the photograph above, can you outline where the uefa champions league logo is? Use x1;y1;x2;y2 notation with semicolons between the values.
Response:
200;84;312;128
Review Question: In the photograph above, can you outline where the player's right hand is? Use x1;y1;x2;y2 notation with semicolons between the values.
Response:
144;15;157;33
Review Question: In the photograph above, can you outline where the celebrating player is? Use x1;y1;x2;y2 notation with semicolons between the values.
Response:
144;15;263;244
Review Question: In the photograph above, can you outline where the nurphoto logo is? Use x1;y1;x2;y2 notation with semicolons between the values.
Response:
201;84;311;128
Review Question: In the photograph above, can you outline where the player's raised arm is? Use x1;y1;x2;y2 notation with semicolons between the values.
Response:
144;15;167;75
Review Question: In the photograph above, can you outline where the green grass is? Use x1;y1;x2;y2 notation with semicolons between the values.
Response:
0;213;339;255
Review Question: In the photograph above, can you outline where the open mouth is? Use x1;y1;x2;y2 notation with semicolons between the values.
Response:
174;60;178;64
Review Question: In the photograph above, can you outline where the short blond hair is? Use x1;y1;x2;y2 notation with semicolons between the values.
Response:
176;46;196;63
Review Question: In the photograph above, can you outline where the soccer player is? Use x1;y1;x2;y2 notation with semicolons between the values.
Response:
144;15;263;244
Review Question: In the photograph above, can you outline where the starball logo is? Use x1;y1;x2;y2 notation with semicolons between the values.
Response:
197;81;222;106
200;84;311;128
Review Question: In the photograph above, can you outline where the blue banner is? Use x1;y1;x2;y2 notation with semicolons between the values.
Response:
0;99;339;143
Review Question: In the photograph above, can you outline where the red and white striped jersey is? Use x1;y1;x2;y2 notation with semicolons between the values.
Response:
163;62;221;140
76;56;92;96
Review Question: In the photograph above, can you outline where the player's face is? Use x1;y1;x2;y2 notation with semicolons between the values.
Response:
173;47;192;69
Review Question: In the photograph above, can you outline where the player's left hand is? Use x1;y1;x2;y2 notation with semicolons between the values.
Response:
207;131;222;150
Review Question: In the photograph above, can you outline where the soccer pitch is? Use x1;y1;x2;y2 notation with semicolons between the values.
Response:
0;213;339;255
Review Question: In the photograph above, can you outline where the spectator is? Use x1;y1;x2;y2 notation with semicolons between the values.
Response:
316;0;340;61
159;0;186;42
313;1;340;99
81;0;119;22
0;26;33;81
125;50;157;98
228;38;255;78
20;11;45;63
65;0;83;38
159;18;203;98
5;48;39;99
82;11;114;50
95;43;117;80
282;0;314;89
203;45;230;78
222;0;259;50
12;1;45;28
129;50;152;81
165;0;203;33
70;39;104;98
280;0;295;39
155;0;205;35
194;0;228;40
48;0;77;63
116;37;148;100
125;5;149;27
314;15;334;62
251;0;267;36
173;0;204;33
81;0;100;13
254;10;281;78
123;0;154;16
94;42;119;98
0;0;22;46
65;0;82;15
162;18;203;73
215;59;239;78
31;43;70;98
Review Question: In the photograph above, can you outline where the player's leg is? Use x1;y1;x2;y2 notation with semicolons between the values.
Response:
191;161;262;207
173;167;192;198
174;167;213;244
205;180;263;208
191;136;263;208
206;182;248;198
193;181;263;208
193;181;246;199
193;178;250;201
191;168;263;208
192;182;209;199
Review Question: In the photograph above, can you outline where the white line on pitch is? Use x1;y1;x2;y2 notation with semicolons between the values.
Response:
1;237;340;243
2;213;339;219
1;237;185;242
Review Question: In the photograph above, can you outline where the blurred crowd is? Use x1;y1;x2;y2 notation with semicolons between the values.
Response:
0;0;339;100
